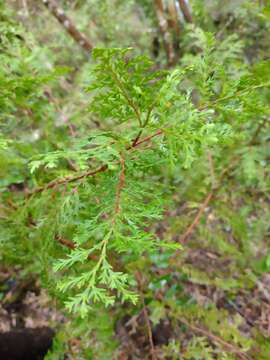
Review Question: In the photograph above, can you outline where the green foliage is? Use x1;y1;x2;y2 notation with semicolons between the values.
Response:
1;1;270;358
22;43;252;317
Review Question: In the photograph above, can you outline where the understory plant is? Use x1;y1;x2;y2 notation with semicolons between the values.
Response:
4;42;269;314
24;46;235;315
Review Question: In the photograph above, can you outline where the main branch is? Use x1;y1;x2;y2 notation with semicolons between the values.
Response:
28;130;163;196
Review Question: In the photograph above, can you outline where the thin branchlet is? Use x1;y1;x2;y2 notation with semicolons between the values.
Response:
28;130;163;196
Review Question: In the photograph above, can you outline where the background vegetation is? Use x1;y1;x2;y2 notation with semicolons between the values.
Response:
0;1;269;359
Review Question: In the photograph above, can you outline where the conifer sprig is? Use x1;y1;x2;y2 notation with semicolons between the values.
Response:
20;47;270;316
24;48;229;315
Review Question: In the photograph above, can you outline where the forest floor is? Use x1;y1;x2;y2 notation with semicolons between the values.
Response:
1;250;270;359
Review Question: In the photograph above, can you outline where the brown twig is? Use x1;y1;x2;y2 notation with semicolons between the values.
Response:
132;103;157;147
179;151;216;243
131;129;163;148
42;0;93;52
28;129;163;196
56;235;75;250
131;129;143;147
178;148;239;244
55;235;98;260
179;191;213;243
135;272;157;360
28;164;108;196
179;318;251;360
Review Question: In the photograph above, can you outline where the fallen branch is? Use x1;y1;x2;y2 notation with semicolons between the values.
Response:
135;272;157;360
179;318;251;360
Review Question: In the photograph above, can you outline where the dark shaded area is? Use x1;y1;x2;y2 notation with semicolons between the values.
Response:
0;272;60;360
152;320;173;346
0;327;54;360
